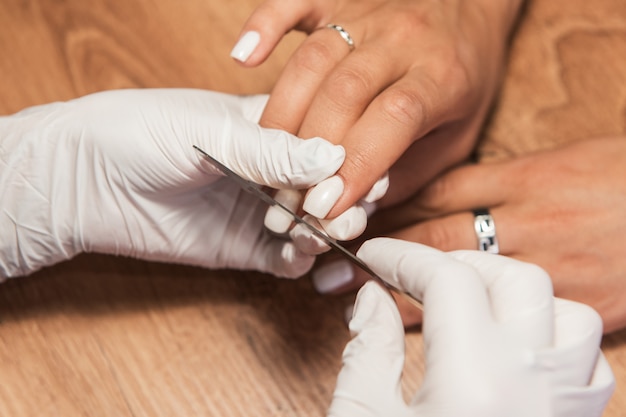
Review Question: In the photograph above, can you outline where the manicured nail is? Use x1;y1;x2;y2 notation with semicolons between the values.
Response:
312;259;354;293
318;205;367;241
303;175;344;219
363;172;389;203
230;31;260;62
264;189;301;234
289;215;330;255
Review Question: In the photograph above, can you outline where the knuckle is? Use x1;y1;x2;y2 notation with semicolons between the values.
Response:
291;39;337;75
378;88;427;127
326;66;372;105
416;221;457;250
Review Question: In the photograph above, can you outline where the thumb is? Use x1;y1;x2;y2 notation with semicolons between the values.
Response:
328;281;410;417
219;120;346;189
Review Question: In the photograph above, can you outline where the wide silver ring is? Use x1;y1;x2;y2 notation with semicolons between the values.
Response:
473;209;499;254
325;24;355;50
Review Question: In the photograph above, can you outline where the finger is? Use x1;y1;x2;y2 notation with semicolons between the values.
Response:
542;300;615;417
309;70;469;218
379;206;520;255
231;0;313;66
551;353;614;417
318;204;367;241
380;123;478;209
206;125;345;189
327;281;409;417
397;161;511;219
289;215;331;256
448;250;554;348
260;28;354;133
244;239;315;279
356;238;492;327
540;298;604;387
297;44;405;143
264;189;302;234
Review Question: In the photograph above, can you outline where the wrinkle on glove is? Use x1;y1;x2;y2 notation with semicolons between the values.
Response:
0;89;345;279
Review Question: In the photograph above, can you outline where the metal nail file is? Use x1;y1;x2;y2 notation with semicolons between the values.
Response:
193;145;423;311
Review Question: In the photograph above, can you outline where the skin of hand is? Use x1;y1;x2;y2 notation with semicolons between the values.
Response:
327;136;626;333
0;89;346;279
328;238;615;417
232;0;524;227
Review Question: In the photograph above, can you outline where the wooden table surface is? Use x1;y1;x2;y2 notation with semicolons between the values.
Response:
1;0;625;416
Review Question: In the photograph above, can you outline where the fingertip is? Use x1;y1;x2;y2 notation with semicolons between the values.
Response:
350;281;403;339
289;215;331;255
232;1;311;66
230;31;262;64
318;204;367;241
312;259;354;294
277;241;315;278
362;172;390;204
263;189;300;234
251;132;344;188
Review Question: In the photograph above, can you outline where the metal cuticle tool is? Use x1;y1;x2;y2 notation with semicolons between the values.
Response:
193;145;423;311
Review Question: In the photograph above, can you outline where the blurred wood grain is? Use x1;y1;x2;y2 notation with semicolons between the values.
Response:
0;0;625;416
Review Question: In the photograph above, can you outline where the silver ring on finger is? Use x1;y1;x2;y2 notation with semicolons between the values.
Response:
323;24;355;51
473;208;499;254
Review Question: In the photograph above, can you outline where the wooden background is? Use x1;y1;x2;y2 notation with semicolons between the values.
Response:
0;0;625;416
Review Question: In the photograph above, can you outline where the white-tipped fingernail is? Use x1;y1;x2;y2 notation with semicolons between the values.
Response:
264;189;301;234
363;172;389;203
312;259;354;293
303;175;344;219
318;205;367;241
230;31;260;62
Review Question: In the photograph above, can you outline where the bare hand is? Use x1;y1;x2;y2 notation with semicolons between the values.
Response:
233;0;523;218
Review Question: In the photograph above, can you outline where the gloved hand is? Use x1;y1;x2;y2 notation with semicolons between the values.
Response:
0;89;345;279
328;238;615;417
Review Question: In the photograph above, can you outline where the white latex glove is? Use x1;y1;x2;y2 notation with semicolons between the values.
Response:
329;238;615;417
0;89;345;279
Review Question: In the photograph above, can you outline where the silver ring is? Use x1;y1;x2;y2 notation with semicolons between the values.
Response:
473;209;499;254
324;24;355;50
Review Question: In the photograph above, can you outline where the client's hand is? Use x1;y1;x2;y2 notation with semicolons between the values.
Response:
232;0;524;242
328;238;614;417
0;89;344;279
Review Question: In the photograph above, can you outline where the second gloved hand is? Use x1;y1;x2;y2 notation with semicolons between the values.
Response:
0;89;345;279
328;239;615;417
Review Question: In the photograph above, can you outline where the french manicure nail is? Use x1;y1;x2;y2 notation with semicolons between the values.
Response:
312;259;354;293
230;31;260;62
303;175;344;219
264;189;301;234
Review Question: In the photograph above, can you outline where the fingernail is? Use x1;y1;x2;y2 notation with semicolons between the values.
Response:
312;259;354;293
230;31;260;62
289;215;330;255
363;172;389;203
264;189;301;234
318;205;367;241
303;175;344;219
